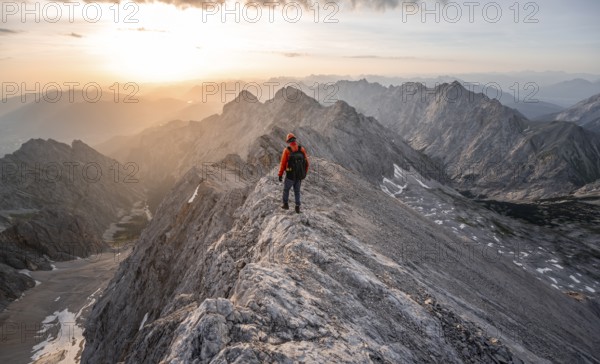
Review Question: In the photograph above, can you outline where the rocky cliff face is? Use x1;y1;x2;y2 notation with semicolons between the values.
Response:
0;207;107;310
0;139;143;235
83;157;600;363
0;139;142;309
325;80;600;199
0;208;106;266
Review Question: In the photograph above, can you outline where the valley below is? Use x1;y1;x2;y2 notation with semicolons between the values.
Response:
0;247;130;364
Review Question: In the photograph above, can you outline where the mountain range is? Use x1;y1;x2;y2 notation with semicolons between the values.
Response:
81;88;600;362
317;80;600;200
96;87;440;211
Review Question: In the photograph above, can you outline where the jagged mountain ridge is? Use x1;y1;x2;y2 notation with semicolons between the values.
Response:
543;92;600;134
83;157;600;363
321;80;600;199
99;87;442;210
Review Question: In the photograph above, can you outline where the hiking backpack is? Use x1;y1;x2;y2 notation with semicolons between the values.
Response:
286;145;307;180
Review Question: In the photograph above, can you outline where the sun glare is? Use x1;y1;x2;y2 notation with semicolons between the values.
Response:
89;2;280;82
101;31;204;82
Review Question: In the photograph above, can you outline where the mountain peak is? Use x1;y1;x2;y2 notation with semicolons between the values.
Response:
236;90;259;103
271;87;322;110
14;138;68;157
221;90;261;115
21;138;61;148
71;139;96;152
273;86;305;100
435;80;466;93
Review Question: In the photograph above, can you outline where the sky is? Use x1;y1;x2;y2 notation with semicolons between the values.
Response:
1;0;599;86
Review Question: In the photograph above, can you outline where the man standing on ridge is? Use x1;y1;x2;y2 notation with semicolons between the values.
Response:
278;133;309;214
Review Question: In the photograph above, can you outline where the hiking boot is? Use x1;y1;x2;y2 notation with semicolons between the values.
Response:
281;203;289;210
295;205;301;214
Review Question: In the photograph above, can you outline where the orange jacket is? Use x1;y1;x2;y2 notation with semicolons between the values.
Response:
278;142;309;177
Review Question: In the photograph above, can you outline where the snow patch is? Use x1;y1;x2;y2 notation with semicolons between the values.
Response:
30;288;99;364
18;269;32;277
415;178;430;189
30;309;81;364
536;268;552;274
144;205;153;220
585;286;596;293
393;164;405;179
139;312;149;331
381;178;407;196
188;185;200;204
569;275;581;284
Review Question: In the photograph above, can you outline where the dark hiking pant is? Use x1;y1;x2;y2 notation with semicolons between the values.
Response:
283;178;302;206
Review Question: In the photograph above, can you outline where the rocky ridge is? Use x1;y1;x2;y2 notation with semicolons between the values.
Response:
83;158;600;363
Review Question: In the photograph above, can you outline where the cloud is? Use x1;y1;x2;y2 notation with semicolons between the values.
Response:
0;28;20;35
68;32;83;38
282;52;307;58
346;55;418;60
251;50;309;57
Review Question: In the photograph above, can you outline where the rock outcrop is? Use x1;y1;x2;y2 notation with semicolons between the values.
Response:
0;263;35;311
